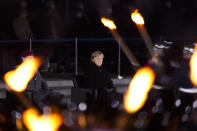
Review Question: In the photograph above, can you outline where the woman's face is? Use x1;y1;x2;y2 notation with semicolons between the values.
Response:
92;55;103;67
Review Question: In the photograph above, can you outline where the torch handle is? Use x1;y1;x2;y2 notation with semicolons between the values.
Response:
112;30;140;67
137;26;154;57
29;34;32;52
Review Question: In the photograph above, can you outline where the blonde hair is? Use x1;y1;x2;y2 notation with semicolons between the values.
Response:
91;51;104;61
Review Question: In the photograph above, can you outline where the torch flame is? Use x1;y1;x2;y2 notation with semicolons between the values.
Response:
131;10;144;25
23;108;62;131
190;45;197;86
101;17;117;30
124;67;155;113
4;57;41;92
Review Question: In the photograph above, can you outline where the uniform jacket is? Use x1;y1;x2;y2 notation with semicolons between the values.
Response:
25;71;49;104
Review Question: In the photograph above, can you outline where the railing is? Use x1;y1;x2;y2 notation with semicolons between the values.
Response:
0;37;196;77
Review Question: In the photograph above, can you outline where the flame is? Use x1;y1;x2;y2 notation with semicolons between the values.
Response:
78;114;86;127
101;17;117;30
124;67;155;113
4;57;41;92
22;108;62;131
131;10;144;25
190;45;197;86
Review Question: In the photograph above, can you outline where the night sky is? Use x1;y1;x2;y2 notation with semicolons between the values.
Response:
0;0;197;75
0;0;197;39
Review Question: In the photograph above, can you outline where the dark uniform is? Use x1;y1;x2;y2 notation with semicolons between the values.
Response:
24;71;50;106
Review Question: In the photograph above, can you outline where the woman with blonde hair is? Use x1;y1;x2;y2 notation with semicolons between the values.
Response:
85;50;120;108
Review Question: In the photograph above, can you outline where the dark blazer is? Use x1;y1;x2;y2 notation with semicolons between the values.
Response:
85;62;121;106
85;62;113;91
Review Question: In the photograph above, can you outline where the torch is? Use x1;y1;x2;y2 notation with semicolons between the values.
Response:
3;57;63;131
124;66;155;113
23;108;63;131
4;57;42;108
131;10;154;57
101;17;140;67
190;43;197;86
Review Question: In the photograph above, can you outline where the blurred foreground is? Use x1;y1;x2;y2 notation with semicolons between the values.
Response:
0;73;197;131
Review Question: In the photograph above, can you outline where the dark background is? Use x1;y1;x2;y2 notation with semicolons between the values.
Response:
1;0;197;38
0;0;197;76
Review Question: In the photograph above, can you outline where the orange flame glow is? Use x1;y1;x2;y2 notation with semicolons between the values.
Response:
4;57;41;92
23;108;62;131
124;67;155;113
78;114;86;127
131;10;144;25
101;17;117;30
190;45;197;86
